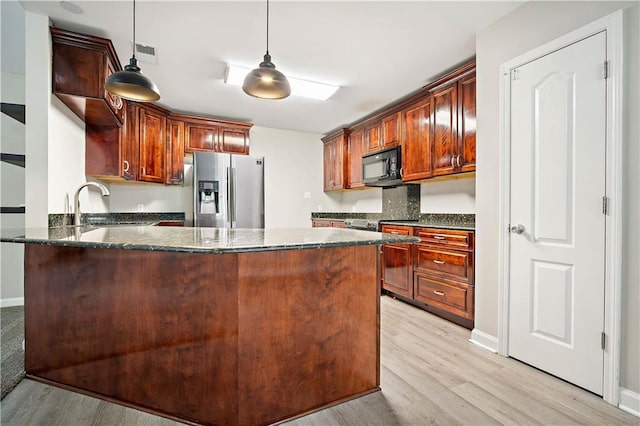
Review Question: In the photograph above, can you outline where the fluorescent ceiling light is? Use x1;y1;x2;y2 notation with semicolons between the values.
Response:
225;64;339;101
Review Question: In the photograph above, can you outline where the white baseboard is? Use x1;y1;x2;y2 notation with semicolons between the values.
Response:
469;328;498;353
619;388;640;417
0;297;24;308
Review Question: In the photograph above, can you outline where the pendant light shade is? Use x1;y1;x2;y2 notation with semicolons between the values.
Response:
242;0;290;100
105;0;160;102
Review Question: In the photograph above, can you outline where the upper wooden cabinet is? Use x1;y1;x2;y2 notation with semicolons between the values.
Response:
166;119;185;185
381;111;402;149
431;81;458;176
401;97;433;181
322;129;348;191
457;72;476;173
51;27;125;127
347;127;365;189
179;114;251;155
138;106;167;183
365;121;381;153
322;60;475;191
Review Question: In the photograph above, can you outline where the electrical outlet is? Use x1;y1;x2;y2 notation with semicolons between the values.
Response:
137;204;144;212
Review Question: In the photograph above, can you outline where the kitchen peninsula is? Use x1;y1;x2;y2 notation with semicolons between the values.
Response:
1;225;417;425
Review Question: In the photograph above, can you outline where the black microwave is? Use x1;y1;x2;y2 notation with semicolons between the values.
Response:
362;146;402;187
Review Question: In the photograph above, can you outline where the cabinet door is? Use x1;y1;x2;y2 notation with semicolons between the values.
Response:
139;108;166;183
381;225;413;298
381;112;401;149
219;126;249;154
401;97;433;181
323;140;334;191
332;137;345;190
121;102;138;180
365;122;381;153
166;119;185;185
347;128;365;189
431;82;458;176
382;244;413;298
185;123;218;152
104;58;125;125
457;73;476;173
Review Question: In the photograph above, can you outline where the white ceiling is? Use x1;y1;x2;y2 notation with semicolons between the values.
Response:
17;1;523;135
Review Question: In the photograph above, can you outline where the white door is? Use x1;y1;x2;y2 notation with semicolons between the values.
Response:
508;31;607;395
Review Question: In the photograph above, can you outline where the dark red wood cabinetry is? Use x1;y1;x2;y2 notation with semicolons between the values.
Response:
321;60;475;192
401;97;433;181
381;225;475;328
322;129;348;191
51;26;253;186
347;127;366;189
380;225;414;299
51;27;125;127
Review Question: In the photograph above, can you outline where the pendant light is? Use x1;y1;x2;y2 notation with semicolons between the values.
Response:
105;0;160;102
242;0;291;100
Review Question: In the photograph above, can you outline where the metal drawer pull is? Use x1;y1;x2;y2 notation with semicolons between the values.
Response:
433;260;445;265
433;235;446;240
433;290;445;296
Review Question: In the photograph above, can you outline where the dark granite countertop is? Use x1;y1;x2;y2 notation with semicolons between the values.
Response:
1;226;419;254
312;213;475;231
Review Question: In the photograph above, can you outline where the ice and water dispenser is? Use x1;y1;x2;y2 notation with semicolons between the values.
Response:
197;180;219;215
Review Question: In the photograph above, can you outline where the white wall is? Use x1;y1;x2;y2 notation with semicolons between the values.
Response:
420;178;475;214
475;0;639;396
250;126;342;228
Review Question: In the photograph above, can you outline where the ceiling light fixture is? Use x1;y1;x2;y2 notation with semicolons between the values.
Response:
227;64;339;101
242;0;291;100
105;0;160;102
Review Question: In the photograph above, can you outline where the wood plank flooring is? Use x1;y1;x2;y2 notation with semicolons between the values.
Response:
1;296;636;425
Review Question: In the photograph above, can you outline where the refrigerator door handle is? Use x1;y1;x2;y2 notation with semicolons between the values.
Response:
230;167;237;227
226;167;232;227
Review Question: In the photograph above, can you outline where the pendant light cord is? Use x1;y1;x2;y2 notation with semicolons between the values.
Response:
266;0;269;55
132;0;136;59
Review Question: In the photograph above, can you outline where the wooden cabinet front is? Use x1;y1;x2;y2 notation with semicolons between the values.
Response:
185;122;218;152
381;111;401;149
457;72;476;173
347;128;365;189
51;27;124;128
401;97;433;181
166;119;185;185
365;121;381;153
431;82;458;176
381;225;413;299
138;107;167;183
219;125;250;154
322;130;347;192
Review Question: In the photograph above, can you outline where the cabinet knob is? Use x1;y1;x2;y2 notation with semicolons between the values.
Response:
141;166;146;176
451;156;455;168
123;160;129;172
456;155;462;168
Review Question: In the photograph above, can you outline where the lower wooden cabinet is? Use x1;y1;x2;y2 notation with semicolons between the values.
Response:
381;224;475;328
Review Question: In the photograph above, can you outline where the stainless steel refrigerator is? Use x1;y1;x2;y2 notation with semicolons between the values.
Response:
193;152;264;228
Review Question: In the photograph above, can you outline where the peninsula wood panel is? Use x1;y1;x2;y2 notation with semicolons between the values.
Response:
23;243;380;425
237;245;380;425
24;245;239;426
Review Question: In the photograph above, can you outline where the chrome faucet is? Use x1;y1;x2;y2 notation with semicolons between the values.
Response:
73;182;110;226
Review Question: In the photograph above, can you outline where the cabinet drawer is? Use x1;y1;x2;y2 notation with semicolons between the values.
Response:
381;225;412;236
414;275;473;318
415;245;473;284
414;227;473;249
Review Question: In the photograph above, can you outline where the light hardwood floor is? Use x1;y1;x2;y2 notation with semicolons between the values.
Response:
1;296;637;425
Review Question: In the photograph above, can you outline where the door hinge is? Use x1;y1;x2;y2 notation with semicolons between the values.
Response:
602;196;609;215
603;60;609;79
512;69;519;81
601;332;606;350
